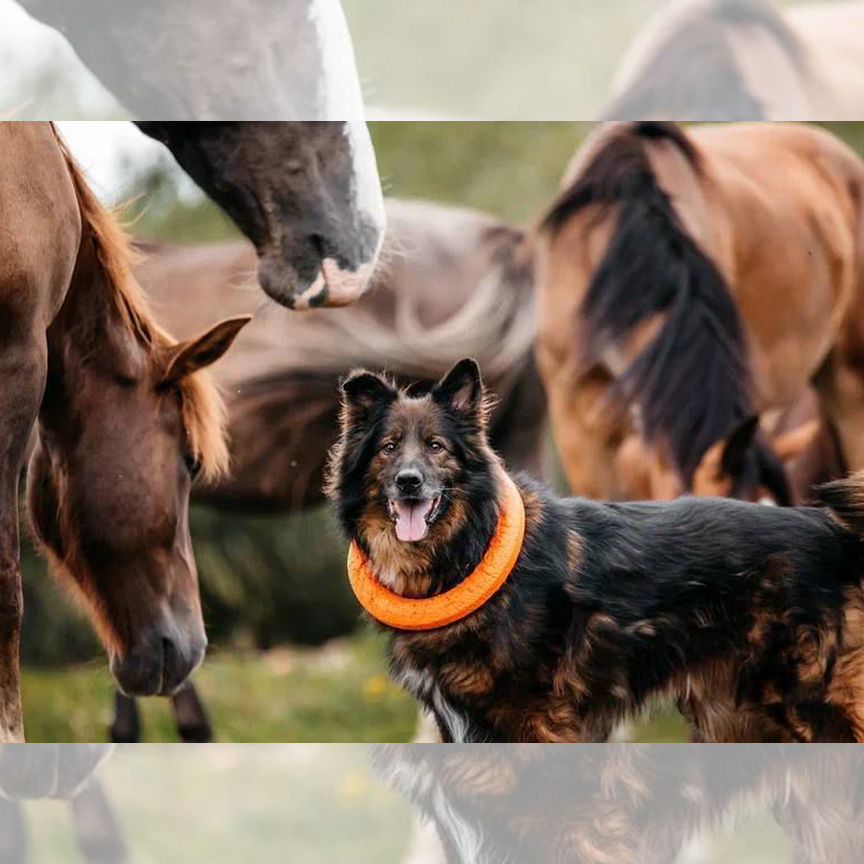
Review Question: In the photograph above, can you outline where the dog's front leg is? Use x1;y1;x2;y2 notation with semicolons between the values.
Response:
433;712;453;743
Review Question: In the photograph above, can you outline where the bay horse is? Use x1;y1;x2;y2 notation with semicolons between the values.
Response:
136;122;386;310
0;123;248;741
111;197;544;741
605;0;864;120
536;121;864;505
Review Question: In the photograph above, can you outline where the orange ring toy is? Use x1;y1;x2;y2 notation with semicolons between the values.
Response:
347;473;526;631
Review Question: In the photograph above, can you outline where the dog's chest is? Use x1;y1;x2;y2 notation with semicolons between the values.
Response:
393;663;476;743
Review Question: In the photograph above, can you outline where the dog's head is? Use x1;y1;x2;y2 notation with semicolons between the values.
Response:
327;358;497;547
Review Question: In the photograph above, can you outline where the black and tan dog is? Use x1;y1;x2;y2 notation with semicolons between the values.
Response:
327;358;864;743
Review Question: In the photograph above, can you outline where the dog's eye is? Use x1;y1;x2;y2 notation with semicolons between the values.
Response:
428;440;444;453
382;441;397;454
184;453;202;480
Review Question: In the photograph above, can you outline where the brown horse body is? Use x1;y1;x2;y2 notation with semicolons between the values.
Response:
0;123;246;741
537;122;864;505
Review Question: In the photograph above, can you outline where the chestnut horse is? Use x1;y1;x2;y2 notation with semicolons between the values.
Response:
605;0;864;120
536;121;864;505
0;123;248;741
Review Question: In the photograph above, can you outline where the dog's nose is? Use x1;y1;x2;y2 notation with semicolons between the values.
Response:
396;469;423;494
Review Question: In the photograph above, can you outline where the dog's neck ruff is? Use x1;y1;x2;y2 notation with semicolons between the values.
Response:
347;473;526;631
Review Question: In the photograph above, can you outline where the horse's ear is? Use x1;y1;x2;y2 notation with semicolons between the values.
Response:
773;419;820;463
162;315;252;384
432;358;485;418
720;415;760;476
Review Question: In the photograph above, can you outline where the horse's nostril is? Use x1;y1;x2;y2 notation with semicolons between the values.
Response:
396;470;423;492
309;233;327;258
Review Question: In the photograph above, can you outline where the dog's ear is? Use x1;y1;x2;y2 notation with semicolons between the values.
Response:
433;358;485;420
341;370;397;423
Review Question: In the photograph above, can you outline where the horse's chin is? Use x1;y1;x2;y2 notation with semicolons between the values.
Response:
109;622;206;698
258;255;377;311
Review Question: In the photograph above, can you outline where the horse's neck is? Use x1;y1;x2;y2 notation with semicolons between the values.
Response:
644;140;725;263
41;235;145;427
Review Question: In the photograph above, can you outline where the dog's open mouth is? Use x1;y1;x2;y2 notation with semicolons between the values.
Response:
388;496;442;542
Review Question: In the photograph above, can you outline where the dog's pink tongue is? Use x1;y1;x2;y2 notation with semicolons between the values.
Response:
394;500;433;542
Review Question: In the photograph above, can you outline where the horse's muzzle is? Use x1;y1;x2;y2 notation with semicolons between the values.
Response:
109;621;206;698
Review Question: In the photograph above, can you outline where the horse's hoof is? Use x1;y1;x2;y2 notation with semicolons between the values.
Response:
177;723;213;744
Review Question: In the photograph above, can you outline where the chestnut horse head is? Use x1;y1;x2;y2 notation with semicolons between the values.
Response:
136;122;385;311
27;135;249;696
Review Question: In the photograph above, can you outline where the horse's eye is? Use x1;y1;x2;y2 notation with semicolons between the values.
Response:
382;441;397;454
428;440;444;452
184;453;202;480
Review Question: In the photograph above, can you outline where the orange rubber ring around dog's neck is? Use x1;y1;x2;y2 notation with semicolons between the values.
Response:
347;472;526;631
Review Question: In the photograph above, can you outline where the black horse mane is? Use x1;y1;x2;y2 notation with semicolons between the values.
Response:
542;121;758;488
603;0;807;121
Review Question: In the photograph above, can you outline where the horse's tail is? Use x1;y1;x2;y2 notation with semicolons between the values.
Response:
541;121;754;486
817;473;864;537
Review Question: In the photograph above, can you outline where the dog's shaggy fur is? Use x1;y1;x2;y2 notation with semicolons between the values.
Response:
327;359;864;743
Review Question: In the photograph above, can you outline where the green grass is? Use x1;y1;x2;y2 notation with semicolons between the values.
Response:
21;631;417;744
23;628;694;743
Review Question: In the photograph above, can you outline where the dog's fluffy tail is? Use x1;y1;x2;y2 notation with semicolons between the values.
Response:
817;473;864;536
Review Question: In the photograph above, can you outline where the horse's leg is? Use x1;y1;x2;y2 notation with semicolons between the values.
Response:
543;367;625;498
0;334;47;743
170;680;213;742
70;779;128;864
815;351;864;473
489;355;547;478
109;692;141;743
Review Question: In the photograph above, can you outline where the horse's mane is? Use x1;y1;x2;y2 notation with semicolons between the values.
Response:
52;126;228;478
604;0;807;120
540;121;757;487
